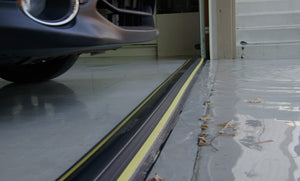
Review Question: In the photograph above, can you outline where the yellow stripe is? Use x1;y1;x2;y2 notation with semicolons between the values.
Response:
117;58;204;181
58;59;192;181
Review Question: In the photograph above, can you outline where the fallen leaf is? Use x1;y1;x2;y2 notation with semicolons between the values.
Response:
199;133;208;137
248;97;264;103
218;120;234;134
201;124;209;130
248;140;274;146
198;134;219;151
199;136;219;151
217;122;238;130
217;120;238;136
199;115;214;121
198;136;210;146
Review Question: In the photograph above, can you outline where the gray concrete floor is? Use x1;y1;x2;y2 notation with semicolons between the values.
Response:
149;59;300;181
2;57;299;181
147;58;215;180
0;56;186;181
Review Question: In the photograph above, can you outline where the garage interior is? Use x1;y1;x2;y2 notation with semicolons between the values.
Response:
1;0;300;181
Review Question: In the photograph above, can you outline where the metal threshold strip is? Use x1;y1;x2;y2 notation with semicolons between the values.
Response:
57;57;205;181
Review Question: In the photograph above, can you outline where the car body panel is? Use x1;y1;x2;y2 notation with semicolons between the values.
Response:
0;0;158;63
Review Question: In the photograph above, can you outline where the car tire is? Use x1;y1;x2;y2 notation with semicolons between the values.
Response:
0;54;79;83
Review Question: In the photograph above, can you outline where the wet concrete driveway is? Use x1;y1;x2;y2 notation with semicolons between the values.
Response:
195;59;300;181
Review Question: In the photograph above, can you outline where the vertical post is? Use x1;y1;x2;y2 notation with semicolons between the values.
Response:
216;0;236;59
208;0;236;60
199;0;206;59
209;0;217;59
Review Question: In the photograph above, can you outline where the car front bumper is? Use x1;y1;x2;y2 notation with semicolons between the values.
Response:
0;0;158;60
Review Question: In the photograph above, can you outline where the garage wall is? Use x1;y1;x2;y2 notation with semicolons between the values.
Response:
83;12;201;58
156;12;200;57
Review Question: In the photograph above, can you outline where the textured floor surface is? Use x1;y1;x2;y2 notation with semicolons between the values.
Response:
0;56;185;181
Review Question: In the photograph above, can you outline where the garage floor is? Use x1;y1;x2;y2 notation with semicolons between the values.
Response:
149;59;300;181
0;56;186;181
1;57;300;181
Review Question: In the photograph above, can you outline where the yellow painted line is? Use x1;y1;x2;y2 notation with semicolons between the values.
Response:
58;59;192;181
117;58;204;181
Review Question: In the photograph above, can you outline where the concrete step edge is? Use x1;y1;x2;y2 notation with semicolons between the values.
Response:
237;10;300;16
236;24;300;30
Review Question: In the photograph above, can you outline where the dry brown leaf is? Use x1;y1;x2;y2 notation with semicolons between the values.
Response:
218;120;233;134
198;134;219;151
199;115;214;121
248;140;274;146
198;136;211;146
217;122;238;130
248;97;264;103
146;173;164;181
199;137;206;142
201;124;209;130
198;136;219;151
217;120;238;136
199;133;208;138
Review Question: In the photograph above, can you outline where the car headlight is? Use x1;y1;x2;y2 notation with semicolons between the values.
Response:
18;0;79;26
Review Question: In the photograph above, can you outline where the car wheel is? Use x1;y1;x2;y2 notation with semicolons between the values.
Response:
0;54;79;83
